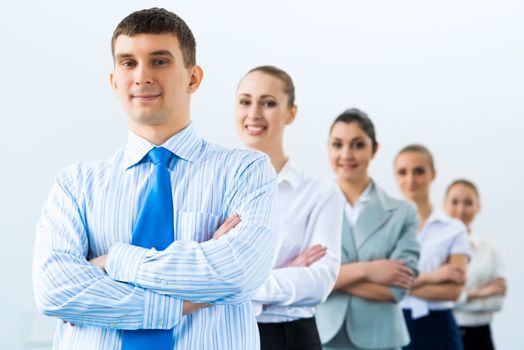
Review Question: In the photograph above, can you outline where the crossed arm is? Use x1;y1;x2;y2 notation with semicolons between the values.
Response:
33;158;278;330
409;254;468;301
334;260;415;302
333;207;420;303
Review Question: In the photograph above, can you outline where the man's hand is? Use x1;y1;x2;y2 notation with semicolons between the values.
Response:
183;301;211;315
364;260;414;289
430;264;466;285
90;255;108;272
213;214;241;240
286;244;327;267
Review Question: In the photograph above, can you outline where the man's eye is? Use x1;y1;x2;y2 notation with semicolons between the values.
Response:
154;59;169;66
122;61;135;67
239;99;250;106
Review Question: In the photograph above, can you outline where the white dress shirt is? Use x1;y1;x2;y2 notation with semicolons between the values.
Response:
343;182;373;226
252;160;344;323
453;233;505;326
33;124;278;349
400;210;471;319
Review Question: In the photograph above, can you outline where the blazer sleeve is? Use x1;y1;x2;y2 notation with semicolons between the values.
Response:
388;204;420;302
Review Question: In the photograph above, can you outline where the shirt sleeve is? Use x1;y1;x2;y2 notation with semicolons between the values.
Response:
105;154;278;304
450;224;472;258
455;295;505;312
492;243;505;278
389;203;421;302
250;182;344;307
33;168;183;330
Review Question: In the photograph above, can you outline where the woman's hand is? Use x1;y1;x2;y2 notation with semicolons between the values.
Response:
364;259;414;289
286;244;327;267
429;264;466;285
213;214;241;240
473;277;507;298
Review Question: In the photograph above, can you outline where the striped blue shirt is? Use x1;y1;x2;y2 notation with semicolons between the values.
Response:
33;123;278;349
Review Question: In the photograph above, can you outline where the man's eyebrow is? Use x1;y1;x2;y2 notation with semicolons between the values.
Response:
150;50;175;58
114;51;175;60
115;53;134;60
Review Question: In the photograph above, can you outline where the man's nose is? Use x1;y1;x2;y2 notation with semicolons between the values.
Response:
134;64;153;85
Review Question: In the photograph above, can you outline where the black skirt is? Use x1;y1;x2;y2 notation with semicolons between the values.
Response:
258;317;322;350
460;324;495;350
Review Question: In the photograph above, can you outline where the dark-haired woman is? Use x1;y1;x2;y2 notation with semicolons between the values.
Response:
445;180;505;350
316;109;420;350
234;66;344;350
394;145;471;350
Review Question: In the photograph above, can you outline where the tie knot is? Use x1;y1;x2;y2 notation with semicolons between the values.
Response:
148;147;173;165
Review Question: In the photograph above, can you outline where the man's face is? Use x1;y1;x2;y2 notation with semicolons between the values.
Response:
110;33;199;129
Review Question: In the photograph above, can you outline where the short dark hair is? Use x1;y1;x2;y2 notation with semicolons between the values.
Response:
396;144;435;172
244;65;295;108
446;179;479;199
329;108;378;152
111;7;196;67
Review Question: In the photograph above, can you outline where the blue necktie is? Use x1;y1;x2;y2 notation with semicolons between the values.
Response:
121;147;175;350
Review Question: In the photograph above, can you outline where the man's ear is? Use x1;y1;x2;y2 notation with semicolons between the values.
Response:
188;65;204;93
109;72;117;92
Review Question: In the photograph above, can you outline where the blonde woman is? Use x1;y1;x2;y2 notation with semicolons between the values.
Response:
235;65;344;350
446;179;506;350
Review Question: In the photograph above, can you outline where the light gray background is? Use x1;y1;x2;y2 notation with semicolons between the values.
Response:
0;1;522;349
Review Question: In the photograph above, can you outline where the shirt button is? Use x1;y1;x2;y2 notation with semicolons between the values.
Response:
161;280;168;287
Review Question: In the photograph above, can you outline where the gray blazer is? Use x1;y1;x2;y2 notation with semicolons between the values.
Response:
316;183;420;349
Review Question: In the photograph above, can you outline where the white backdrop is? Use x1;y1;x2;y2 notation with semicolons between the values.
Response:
1;1;522;349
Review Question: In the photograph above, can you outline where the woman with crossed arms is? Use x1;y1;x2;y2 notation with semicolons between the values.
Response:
231;65;344;350
446;179;506;350
394;145;471;350
316;108;420;350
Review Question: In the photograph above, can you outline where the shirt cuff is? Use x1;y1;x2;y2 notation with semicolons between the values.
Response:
106;242;149;284
143;290;183;329
389;286;408;303
456;289;468;305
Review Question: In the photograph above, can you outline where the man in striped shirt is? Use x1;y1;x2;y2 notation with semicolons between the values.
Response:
33;8;278;349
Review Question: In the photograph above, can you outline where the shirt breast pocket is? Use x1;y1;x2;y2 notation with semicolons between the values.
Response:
176;211;221;242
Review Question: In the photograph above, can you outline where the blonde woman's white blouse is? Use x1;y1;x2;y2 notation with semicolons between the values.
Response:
453;233;505;326
252;160;344;323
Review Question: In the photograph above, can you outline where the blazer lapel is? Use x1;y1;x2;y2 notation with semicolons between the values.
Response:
352;185;393;249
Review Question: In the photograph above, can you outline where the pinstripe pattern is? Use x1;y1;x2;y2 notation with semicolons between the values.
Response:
33;123;278;349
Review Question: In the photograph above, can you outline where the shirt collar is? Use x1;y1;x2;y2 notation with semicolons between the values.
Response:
345;181;374;209
277;160;302;190
123;122;203;169
359;181;373;203
468;231;479;247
